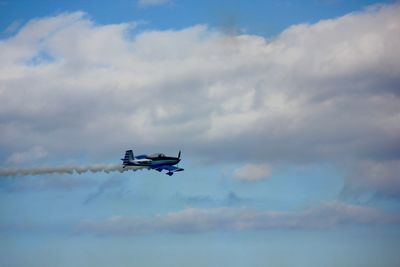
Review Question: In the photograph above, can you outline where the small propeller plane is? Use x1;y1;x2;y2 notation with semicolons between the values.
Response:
121;149;184;176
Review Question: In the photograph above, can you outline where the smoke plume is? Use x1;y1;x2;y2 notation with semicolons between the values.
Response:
0;165;146;177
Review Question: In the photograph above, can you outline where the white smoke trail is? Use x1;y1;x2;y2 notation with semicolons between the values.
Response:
0;164;146;177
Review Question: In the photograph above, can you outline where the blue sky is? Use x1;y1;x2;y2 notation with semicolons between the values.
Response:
0;0;396;36
1;1;400;267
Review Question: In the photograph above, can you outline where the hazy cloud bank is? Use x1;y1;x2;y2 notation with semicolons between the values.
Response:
78;202;400;235
174;191;252;207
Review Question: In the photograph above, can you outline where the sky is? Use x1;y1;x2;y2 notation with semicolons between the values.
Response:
0;0;400;266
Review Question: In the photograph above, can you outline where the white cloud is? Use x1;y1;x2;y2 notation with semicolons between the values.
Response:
6;146;47;164
233;163;271;182
77;202;400;235
0;5;399;196
137;0;170;7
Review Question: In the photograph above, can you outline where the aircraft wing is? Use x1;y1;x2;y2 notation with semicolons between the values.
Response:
153;165;184;174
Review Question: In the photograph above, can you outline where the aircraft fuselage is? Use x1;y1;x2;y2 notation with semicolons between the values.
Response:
121;150;183;175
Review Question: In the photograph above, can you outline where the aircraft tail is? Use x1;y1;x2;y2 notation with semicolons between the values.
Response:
121;150;134;165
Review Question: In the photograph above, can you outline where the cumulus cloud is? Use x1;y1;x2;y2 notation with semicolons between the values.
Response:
77;202;400;235
0;4;400;196
233;163;271;182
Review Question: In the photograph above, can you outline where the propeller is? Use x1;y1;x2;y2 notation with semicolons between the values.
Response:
176;150;182;169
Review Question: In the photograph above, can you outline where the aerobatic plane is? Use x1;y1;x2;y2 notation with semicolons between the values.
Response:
121;149;184;176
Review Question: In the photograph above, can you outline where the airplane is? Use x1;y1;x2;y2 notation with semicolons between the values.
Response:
121;149;184;176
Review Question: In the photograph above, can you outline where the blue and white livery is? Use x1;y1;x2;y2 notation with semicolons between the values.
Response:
121;149;184;176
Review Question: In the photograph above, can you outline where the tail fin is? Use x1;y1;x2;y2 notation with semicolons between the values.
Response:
121;150;134;165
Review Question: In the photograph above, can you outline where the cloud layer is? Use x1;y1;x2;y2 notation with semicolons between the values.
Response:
0;5;399;196
78;202;400;235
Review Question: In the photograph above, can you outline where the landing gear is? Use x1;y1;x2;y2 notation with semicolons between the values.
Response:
166;172;174;176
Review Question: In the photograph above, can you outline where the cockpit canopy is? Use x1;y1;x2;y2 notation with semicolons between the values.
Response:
147;153;166;159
